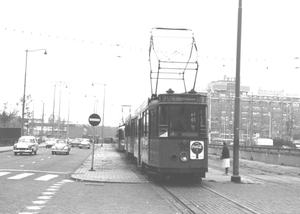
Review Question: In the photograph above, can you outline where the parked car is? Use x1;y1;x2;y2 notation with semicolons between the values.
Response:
79;138;91;149
70;138;81;147
52;139;71;155
46;138;57;148
13;136;39;155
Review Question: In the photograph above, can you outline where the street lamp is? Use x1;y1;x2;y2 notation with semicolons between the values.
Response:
52;81;67;138
92;82;106;145
21;49;47;136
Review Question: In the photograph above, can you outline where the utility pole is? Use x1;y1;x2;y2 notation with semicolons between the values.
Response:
231;0;242;183
41;102;44;136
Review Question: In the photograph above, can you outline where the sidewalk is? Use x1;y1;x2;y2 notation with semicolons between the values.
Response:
71;144;148;183
0;145;13;153
70;143;255;184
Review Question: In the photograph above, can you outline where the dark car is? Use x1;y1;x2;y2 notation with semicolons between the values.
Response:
104;137;114;144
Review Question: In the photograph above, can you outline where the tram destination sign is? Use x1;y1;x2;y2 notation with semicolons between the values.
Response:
159;94;206;104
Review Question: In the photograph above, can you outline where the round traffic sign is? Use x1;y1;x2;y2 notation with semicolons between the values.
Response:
88;114;101;126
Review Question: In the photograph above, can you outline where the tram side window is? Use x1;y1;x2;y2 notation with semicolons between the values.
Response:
149;109;158;137
158;106;168;137
131;119;135;137
125;124;130;137
143;111;148;137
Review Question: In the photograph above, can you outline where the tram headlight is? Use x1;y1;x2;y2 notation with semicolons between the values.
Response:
180;152;189;162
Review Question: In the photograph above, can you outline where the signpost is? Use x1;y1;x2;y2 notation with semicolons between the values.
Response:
88;114;101;171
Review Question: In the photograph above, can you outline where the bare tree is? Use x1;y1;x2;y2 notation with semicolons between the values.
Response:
0;103;19;127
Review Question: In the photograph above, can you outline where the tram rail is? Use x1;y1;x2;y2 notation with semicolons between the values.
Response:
151;180;259;214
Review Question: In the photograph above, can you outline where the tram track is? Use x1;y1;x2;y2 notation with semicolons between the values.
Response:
148;157;300;214
151;180;260;214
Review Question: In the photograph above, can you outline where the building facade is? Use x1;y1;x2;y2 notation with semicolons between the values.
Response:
207;78;300;144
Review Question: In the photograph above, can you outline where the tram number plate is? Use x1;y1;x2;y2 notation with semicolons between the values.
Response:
180;144;189;151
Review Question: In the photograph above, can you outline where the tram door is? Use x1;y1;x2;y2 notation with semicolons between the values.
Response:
137;118;142;167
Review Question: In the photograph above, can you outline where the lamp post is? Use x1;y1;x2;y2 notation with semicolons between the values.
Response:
52;81;67;138
269;112;272;138
21;49;47;136
92;82;106;145
41;101;45;137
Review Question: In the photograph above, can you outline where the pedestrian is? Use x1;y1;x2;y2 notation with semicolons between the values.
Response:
220;141;230;175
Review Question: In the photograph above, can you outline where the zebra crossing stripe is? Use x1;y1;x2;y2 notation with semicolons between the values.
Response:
0;172;11;177
7;173;34;179
35;174;58;181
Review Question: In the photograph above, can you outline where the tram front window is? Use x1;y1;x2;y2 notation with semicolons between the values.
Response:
158;105;205;137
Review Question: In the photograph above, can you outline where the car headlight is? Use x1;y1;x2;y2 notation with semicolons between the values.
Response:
180;152;189;162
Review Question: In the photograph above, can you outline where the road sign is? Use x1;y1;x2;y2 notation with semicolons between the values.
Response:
88;114;101;126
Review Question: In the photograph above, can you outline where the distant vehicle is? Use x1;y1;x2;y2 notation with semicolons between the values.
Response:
79;138;91;149
52;139;71;155
254;138;273;146
70;138;81;147
46;138;57;148
13;136;39;155
292;140;300;149
104;137;114;144
211;138;232;145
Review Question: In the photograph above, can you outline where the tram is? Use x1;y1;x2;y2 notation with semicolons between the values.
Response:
122;27;208;179
115;125;125;152
124;91;208;179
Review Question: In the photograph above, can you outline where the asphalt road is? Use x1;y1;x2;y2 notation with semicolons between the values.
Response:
1;145;300;214
0;146;92;214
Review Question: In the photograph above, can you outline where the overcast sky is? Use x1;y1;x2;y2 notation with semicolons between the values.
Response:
1;0;300;126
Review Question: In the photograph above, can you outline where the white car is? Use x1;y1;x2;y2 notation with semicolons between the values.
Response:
46;138;57;148
79;139;91;149
52;140;71;155
13;136;39;155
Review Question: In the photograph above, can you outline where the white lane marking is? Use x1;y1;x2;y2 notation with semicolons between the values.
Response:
0;169;70;174
8;173;34;179
37;196;52;200
42;192;55;195
0;172;11;177
32;162;36;164
46;188;59;191
41;159;44;161
49;186;60;189
20;165;25;167
35;174;58;181
32;200;47;205
26;206;44;210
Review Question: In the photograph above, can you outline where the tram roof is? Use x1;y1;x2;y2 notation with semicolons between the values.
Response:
131;92;207;118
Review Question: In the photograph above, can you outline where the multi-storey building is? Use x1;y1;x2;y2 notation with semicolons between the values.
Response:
207;77;300;144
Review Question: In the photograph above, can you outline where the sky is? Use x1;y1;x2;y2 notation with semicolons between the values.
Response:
1;0;300;126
